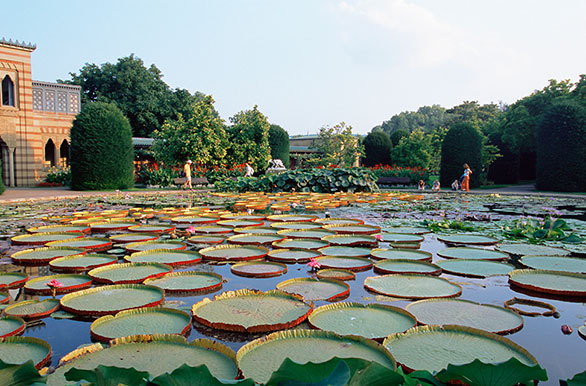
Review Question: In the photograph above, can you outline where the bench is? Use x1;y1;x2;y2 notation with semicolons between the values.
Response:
376;177;411;186
173;177;210;186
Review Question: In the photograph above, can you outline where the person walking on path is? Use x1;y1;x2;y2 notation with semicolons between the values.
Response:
183;160;193;190
460;163;472;192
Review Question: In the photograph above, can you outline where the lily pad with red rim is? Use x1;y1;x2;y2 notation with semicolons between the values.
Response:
128;224;176;234
90;221;137;233
374;259;441;275
88;263;172;284
90;307;192;342
266;249;322;263
379;233;424;243
227;233;286;246
437;247;509;261
384;226;430;235
436;259;515;278
316;269;355;281
273;238;329;250
237;329;396;384
270;221;323;230
370;248;432;261
406;299;524;334
199;244;268;262
186;235;225;245
437;234;499;246
109;233;159;244
125;240;186;253
322;224;381;235
59;284;164;316
318;246;372;257
46;237;113;252
11;232;84;246
383;325;538;373
277;278;350;301
144;271;223;294
322;234;378;247
125;249;201;266
27;224;90;234
0;293;8;304
519;255;586;274
217;219;265;228
313;217;364;225
0;336;51;369
192;289;312;333
497;243;570;257
190;225;233;234
171;216;220;224
49;254;117;273
267;214;317;222
508;269;586;297
364;274;462;299
11;247;86;266
221;213;266;221
24;274;92;295
231;261;288;278
0;272;28;289
315;256;373;272
4;299;60;319
234;226;278;234
0;316;26;338
276;229;335;239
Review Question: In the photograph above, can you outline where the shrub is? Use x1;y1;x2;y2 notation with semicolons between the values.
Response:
390;129;409;146
44;166;71;186
536;101;586;192
70;102;134;190
368;164;430;185
138;163;247;186
0;159;5;195
268;124;290;168
487;135;520;184
440;122;482;188
363;131;392;167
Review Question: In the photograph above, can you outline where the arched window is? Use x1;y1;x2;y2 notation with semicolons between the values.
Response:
60;140;70;167
45;139;56;167
2;76;15;107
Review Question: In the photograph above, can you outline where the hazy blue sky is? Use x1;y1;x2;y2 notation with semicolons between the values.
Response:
4;0;585;134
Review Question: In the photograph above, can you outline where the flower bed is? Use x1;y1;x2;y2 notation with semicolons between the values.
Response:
368;164;430;185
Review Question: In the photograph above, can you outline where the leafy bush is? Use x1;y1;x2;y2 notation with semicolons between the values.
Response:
368;164;430;185
70;102;134;190
44;166;71;186
363;131;392;167
138;164;179;187
139;163;247;186
390;129;409;146
389;130;431;169
487;134;520;184
536;101;586;192
268;124;290;168
440;122;482;188
215;168;378;193
226;106;271;171
0;159;5;195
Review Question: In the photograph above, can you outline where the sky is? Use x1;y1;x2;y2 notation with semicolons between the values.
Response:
4;0;586;135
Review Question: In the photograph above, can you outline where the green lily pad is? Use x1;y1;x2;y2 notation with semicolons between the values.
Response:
11;247;86;265
383;325;538;374
273;238;329;250
234;226;279;234
49;254;117;273
322;224;381;235
364;274;462;299
384;226;430;235
308;303;417;340
231;261;288;278
27;224;89;234
277;278;350;301
508;269;586;297
436;259;515;278
370;248;432;261
315;256;373;271
125;240;186;253
318;246;372;257
380;233;424;243
90;307;192;342
46;237;113;252
192;289;312;333
109;233;159;244
128;224;176;233
190;225;233;234
144;271;223;294
88;263;172;284
0;272;28;289
267;248;322;263
227;233;286;246
125;249;201;266
316;269;356;281
0;316;26;338
217;219;264;228
322;234;378;247
437;234;499;246
437;247;509;261
373;259;441;275
0;336;51;369
90;222;137;232
406;299;524;334
199;244;268;261
276;229;336;239
519;255;586;274
497;243;570;256
171;216;220;224
24;274;92;295
314;217;364;226
267;214;317;222
221;214;266;221
186;235;225;245
270;221;323;230
11;232;83;246
4;299;60;319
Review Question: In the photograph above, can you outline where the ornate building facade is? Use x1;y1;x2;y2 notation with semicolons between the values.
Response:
0;38;80;186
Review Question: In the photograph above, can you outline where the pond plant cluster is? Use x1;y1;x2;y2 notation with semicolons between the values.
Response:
0;191;584;385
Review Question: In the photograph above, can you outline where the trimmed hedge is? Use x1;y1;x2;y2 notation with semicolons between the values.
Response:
215;168;378;193
70;102;135;190
440;122;482;188
363;131;392;167
268;124;290;168
536;101;586;192
487;135;520;184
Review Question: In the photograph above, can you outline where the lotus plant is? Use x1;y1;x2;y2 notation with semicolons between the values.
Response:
307;257;321;272
46;279;63;299
374;234;383;242
186;226;196;234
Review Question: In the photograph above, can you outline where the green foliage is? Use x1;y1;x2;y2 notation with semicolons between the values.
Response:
138;163;247;186
215;168;378;193
70;102;135;190
268;124;290;168
43;166;71;186
379;105;448;136
363;131;392;167
306;122;364;168
390;130;432;169
561;369;586;386
0;359;46;386
227;106;271;171
487;131;520;184
435;357;548;386
446;101;502;125
389;129;409;147
421;219;478;232
439;122;483;189
65;365;149;385
536;100;586;192
149;364;253;386
152;95;228;167
0;159;5;195
502;215;584;243
368;165;430;185
138;165;178;187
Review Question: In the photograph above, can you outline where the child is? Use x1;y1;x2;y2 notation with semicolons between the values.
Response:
418;180;425;190
432;180;440;192
451;179;459;191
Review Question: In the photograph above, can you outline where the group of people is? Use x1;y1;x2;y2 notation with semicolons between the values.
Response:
417;163;472;193
181;160;254;190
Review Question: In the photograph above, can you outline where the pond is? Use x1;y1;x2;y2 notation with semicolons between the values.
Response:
0;191;584;384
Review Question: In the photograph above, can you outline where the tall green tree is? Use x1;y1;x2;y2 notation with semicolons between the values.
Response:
440;122;483;189
226;106;271;171
378;105;448;135
152;95;228;166
307;122;364;168
268;124;290;168
363;131;392;166
389;130;432;169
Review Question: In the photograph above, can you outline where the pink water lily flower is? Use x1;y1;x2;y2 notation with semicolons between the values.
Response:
307;257;321;271
374;234;383;241
46;279;63;288
187;226;196;234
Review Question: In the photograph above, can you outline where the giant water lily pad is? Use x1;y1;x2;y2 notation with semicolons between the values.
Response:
315;256;373;271
406;299;524;334
267;214;317;222
308;303;416;340
273;238;329;250
192;289;312;333
276;229;335;239
322;224;381;235
437;247;509;261
380;233;424;243
0;272;28;289
125;240;186;253
199;245;268;261
267;248;321;263
4;299;60;319
90;307;192;342
314;217;364;226
0;336;51;369
190;225;233;234
227;233;286;246
60;284;164;316
508;269;586;297
11;232;83;246
277;278;350;301
90;221;137;233
27;224;90;234
234;226;279;235
171;216;220;224
144;272;223;294
89;263;172;284
365;274;462;299
128;224;176;234
437;234;499;246
221;213;265;221
316;269;356;281
436;259;515;278
383;325;537;374
270;221;323;230
370;248;432;261
186;235;225;245
497;243;570;256
49;254;117;273
217;219;264;228
0;316;25;338
231;261;288;278
519;255;586;274
47;336;238;385
384;226;430;235
374;259;441;275
24;274;92;295
46;237;113;252
318;246;372;257
237;329;396;384
125;249;201;266
109;233;159;244
11;247;86;265
322;234;378;247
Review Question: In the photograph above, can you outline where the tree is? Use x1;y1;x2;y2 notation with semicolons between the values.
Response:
363;131;392;166
268;124;290;168
70;102;134;190
152;95;228;167
440;122;483;189
536;101;586;192
389;130;432;169
389;129;409;147
226;106;271;171
307;122;364;168
378;105;448;135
